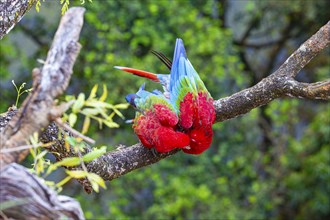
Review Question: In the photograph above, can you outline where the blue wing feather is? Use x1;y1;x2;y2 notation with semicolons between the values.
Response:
169;38;201;110
126;38;209;114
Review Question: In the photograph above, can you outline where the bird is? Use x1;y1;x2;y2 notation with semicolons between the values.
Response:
115;38;216;154
125;84;190;153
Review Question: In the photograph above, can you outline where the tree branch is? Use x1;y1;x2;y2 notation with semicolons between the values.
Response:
214;20;330;122
0;7;85;167
0;163;84;219
0;0;37;39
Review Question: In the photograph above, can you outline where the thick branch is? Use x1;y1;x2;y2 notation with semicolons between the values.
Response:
0;0;37;39
285;79;330;100
214;20;330;122
0;163;84;219
0;7;85;167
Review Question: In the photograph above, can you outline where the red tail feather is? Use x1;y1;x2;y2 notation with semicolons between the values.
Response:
114;66;160;82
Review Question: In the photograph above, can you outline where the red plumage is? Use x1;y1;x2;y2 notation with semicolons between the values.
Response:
179;92;195;129
133;104;190;153
179;91;216;154
154;104;178;127
183;126;213;154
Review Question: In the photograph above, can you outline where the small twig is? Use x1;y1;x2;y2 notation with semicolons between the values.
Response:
75;147;93;193
77;148;88;173
54;118;95;145
0;142;52;154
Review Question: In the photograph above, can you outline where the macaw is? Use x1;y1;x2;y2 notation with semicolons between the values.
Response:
125;84;190;153
116;38;216;154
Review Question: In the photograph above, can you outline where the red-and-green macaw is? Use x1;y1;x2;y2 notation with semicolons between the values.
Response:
116;38;216;154
125;84;190;153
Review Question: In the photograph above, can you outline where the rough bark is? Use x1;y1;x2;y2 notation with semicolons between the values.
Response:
0;7;84;167
0;0;37;39
0;163;84;220
214;21;330;122
0;7;86;219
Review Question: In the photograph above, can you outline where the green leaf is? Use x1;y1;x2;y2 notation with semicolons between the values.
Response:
96;106;109;119
88;84;98;100
35;150;48;160
112;108;125;119
56;176;72;187
81;108;100;116
82;146;107;162
97;118;103;129
65;136;77;146
87;173;107;192
114;103;130;109
65;95;75;102
99;84;108;102
72;93;85;113
103;120;119;128
66;170;88;178
29;132;39;147
82;116;91;134
90;179;99;192
68;113;77;127
54;157;81;167
85;100;114;109
35;0;41;12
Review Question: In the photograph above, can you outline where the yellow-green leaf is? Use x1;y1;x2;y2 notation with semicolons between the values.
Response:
29;132;39;146
96;106;108;119
85;100;114;108
45;164;57;176
99;84;108;102
89;173;106;189
65;95;75;102
87;173;106;192
54;157;80;167
82;146;106;162
66;170;88;179
90;180;99;192
97;118;103;129
68;113;77;127
114;103;130;109
35;150;48;160
72;93;85;113
103;120;119;128
82;116;91;134
107;111;116;120
56;176;72;187
113;108;125;119
81;108;100;116
88;84;98;100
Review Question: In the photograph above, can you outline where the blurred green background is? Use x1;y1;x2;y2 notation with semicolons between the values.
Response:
0;0;329;219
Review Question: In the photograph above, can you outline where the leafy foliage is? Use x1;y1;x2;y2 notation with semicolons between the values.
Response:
64;84;129;133
11;80;32;107
23;83;128;193
28;130;107;193
35;0;92;14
